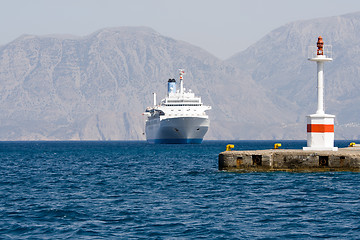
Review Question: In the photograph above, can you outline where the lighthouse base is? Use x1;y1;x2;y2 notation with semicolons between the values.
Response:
303;146;338;151
303;113;338;151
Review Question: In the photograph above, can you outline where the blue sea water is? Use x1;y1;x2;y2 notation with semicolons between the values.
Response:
0;140;360;239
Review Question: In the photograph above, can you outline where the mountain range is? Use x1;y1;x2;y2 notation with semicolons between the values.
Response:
0;12;360;140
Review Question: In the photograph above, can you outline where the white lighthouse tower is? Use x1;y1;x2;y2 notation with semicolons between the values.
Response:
303;36;338;151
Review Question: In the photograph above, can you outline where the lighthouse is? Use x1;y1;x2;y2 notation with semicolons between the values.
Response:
303;36;338;151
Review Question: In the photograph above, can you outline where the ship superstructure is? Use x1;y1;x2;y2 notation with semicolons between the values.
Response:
144;70;211;144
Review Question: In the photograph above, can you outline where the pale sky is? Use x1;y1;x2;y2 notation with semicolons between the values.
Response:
1;0;360;59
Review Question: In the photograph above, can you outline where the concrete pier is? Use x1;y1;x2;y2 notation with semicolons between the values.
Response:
218;146;360;172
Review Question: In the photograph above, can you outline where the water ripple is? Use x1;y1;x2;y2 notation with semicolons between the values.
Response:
0;141;359;239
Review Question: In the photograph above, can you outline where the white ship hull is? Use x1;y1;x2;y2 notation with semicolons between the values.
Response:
146;117;209;144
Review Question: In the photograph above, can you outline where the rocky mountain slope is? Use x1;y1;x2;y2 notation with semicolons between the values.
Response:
0;27;291;140
1;11;360;140
227;11;360;140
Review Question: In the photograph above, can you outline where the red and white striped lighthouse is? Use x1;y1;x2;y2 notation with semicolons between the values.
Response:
303;36;338;151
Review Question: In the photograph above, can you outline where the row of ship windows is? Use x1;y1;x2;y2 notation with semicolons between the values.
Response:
166;100;200;103
167;114;205;116
171;109;196;111
165;104;201;106
149;114;205;120
150;112;206;119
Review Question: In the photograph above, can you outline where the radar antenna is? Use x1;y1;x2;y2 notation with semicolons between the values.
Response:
179;69;185;94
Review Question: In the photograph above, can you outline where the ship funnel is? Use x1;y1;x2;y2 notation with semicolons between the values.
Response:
167;78;176;95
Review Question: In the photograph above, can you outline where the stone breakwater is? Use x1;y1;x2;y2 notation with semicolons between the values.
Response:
219;146;360;172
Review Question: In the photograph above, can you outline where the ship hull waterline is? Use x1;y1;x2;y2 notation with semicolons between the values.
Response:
146;117;209;144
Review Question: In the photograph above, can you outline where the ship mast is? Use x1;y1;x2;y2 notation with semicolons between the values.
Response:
179;69;185;94
153;92;156;106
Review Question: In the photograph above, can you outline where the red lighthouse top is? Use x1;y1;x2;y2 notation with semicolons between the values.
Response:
317;36;324;55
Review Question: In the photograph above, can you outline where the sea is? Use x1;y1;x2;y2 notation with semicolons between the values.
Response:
1;140;359;239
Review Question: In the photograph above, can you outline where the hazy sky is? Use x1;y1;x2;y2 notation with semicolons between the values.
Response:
1;0;360;59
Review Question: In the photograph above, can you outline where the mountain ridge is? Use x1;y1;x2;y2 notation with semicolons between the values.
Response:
1;12;360;140
227;11;360;139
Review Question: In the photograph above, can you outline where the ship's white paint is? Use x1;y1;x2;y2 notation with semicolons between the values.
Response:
144;70;211;144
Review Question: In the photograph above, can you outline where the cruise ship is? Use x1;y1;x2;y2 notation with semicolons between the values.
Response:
144;70;211;144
